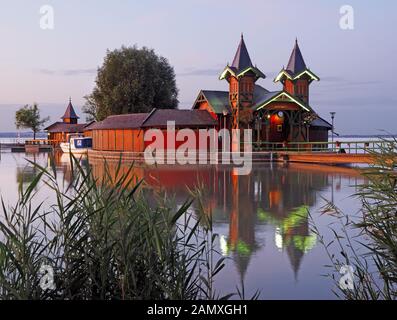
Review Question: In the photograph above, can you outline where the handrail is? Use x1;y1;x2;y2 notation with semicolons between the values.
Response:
25;139;61;146
249;140;395;154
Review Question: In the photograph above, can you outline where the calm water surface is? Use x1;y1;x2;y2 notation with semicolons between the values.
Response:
0;151;366;299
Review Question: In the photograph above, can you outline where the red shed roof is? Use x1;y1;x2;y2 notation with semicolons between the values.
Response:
141;109;217;128
88;109;217;130
45;122;88;133
88;113;149;130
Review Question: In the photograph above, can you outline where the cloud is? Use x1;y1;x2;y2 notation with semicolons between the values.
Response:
320;76;383;87
177;68;278;78
321;76;345;82
177;68;220;77
316;78;385;93
35;68;97;76
312;95;397;108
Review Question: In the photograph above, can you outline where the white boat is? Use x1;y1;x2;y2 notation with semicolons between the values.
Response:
60;135;93;154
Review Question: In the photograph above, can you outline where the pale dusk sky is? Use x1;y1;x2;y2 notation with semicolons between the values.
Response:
0;0;396;134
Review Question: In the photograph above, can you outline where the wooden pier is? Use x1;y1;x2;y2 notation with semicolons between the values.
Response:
2;139;394;166
88;140;392;165
25;139;57;152
250;140;391;165
0;139;58;153
276;152;374;164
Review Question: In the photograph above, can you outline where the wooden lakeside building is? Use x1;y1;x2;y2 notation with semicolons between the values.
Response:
45;99;94;144
89;109;216;153
47;35;333;157
192;35;331;144
87;36;331;156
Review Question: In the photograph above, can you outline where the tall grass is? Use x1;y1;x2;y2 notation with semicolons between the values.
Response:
312;138;397;300
0;155;226;300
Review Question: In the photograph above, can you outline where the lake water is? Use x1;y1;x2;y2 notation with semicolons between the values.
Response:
0;150;367;300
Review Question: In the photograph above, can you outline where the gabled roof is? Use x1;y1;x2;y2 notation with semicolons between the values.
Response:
88;113;149;130
254;91;313;112
192;85;276;115
286;39;307;75
251;89;281;111
62;99;79;120
45;122;89;133
88;109;217;130
231;34;253;72
83;121;97;131
310;117;332;129
193;90;230;114
141;109;216;128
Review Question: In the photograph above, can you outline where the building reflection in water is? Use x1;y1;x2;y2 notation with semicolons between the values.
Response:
47;154;364;282
15;153;47;187
47;151;90;187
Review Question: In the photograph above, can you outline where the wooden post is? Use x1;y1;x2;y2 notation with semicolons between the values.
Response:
265;114;270;150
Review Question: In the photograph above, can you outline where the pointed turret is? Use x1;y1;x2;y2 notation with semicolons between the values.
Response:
274;39;319;104
220;34;265;82
62;98;79;124
231;34;253;73
219;34;266;129
286;39;307;75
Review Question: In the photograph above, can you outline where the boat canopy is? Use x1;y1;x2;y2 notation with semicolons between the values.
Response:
74;137;92;149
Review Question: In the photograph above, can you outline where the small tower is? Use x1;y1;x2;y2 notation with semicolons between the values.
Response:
274;39;319;104
61;98;79;124
219;34;265;129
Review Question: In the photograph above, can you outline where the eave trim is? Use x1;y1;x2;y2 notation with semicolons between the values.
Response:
255;91;311;112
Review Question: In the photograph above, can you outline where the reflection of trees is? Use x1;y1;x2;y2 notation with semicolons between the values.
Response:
16;166;38;185
16;153;39;187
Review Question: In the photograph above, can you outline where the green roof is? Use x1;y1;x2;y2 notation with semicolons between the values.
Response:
201;90;230;114
193;85;279;115
193;86;318;116
251;86;281;110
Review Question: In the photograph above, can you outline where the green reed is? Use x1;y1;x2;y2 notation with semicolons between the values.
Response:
312;138;397;300
0;155;226;300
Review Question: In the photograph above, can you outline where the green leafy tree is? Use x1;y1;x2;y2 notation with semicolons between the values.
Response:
84;45;179;121
15;103;49;140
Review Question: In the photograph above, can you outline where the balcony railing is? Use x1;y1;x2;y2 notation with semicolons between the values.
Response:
25;139;61;146
250;140;396;154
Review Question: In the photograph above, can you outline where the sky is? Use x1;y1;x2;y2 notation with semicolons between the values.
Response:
0;0;396;134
